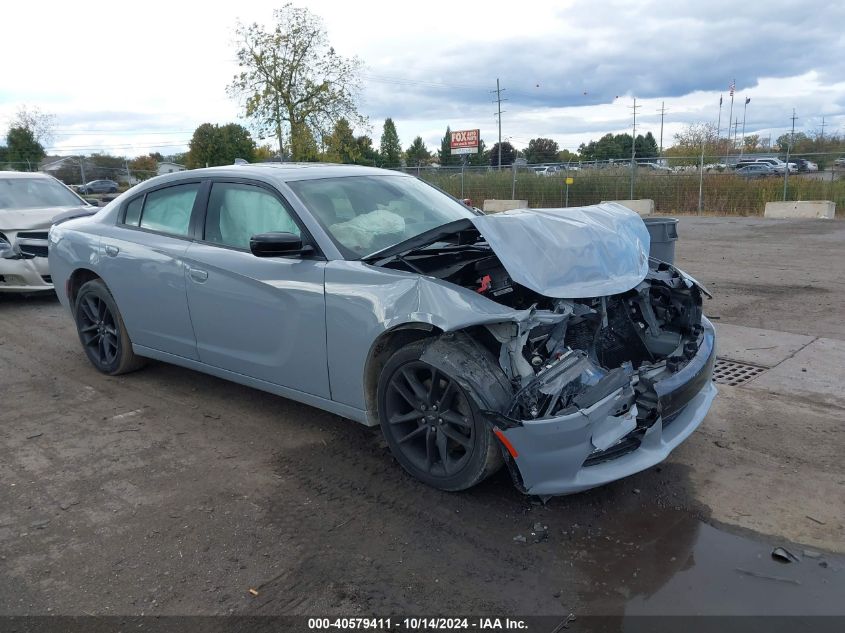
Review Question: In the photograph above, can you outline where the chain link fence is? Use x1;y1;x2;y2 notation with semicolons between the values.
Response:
402;154;845;216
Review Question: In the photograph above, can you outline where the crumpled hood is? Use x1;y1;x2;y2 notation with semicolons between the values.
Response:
470;203;651;298
0;205;94;231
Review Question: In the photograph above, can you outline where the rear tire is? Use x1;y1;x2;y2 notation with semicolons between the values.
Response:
377;338;502;491
74;279;144;375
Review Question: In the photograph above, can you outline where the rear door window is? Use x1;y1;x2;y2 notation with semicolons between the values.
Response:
138;183;200;237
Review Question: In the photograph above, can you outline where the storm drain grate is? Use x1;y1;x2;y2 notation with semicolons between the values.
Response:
713;358;767;386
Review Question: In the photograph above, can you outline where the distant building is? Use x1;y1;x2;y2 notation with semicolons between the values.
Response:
40;157;77;174
157;162;186;176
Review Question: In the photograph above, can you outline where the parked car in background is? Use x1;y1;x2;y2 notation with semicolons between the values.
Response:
77;180;119;194
49;164;716;496
735;158;795;174
788;158;819;172
533;165;560;177
643;163;672;172
834;157;845;168
0;171;95;292
735;164;776;179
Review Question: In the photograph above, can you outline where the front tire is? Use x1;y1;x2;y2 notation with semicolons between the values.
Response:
74;279;144;375
377;339;502;491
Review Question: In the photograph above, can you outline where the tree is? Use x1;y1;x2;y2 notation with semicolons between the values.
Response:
664;122;721;165
743;134;761;153
6;126;45;170
488;141;516;167
355;135;379;165
186;123;256;168
219;123;257;162
323;118;360;164
579;133;625;162
557;149;579;164
11;106;55;146
525;137;559;164
405;136;431;166
254;144;277;161
379;118;402;168
89;153;126;180
637;132;659;159
438;126;460;167
128;154;158;180
290;121;319;161
467;138;487;166
228;3;364;160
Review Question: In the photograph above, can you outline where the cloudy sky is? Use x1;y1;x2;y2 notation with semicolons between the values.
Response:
3;0;844;158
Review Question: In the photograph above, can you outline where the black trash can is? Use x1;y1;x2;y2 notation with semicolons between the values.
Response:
642;217;679;264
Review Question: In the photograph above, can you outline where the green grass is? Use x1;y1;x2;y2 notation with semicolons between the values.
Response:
418;169;845;216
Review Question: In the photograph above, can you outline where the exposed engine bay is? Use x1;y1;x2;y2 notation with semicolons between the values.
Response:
375;235;711;447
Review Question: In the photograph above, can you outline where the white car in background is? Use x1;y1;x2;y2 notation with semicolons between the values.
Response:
0;172;95;292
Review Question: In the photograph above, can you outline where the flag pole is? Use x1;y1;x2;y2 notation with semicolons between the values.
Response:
740;97;750;157
716;94;723;141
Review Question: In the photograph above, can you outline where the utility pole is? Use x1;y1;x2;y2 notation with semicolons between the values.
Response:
78;156;86;187
491;78;507;170
819;115;826;143
629;97;641;199
716;95;723;142
658;101;668;156
783;108;797;201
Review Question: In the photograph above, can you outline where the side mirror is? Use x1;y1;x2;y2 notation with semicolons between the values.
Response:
249;232;314;258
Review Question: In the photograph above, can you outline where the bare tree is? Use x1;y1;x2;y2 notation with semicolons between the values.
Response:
227;4;364;160
11;105;56;146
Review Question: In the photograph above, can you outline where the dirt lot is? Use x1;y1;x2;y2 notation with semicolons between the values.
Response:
1;216;843;617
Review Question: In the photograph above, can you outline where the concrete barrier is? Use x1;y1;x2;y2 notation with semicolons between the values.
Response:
764;201;835;219
482;199;528;213
600;199;655;216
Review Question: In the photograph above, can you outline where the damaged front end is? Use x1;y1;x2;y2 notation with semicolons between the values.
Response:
369;204;716;495
475;261;716;494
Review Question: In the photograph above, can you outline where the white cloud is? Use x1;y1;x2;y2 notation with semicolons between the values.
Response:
2;0;843;157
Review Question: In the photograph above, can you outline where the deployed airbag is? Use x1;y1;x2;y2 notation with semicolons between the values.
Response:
470;203;650;298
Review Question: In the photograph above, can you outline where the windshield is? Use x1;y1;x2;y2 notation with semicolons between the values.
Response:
287;175;477;258
0;177;85;210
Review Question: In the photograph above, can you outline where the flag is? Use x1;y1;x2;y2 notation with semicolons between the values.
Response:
729;79;736;96
745;97;751;105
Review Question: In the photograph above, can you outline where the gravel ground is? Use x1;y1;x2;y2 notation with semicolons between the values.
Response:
0;216;842;617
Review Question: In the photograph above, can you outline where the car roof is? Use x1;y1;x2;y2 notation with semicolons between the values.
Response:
193;163;404;182
0;171;54;180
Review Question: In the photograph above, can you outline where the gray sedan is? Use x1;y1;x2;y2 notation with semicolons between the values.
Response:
48;164;716;495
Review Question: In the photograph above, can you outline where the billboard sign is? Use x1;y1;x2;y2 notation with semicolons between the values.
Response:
450;129;480;155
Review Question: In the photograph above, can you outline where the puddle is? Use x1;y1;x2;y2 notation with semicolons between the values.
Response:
561;507;844;615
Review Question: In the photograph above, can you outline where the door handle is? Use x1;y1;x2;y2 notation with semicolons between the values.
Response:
104;244;119;257
188;267;208;283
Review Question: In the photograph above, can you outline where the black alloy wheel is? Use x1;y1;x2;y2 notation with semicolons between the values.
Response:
77;292;120;368
74;279;144;375
378;339;505;491
383;360;476;477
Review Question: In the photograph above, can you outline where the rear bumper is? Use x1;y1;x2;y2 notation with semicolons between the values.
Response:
500;318;717;496
0;257;53;292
